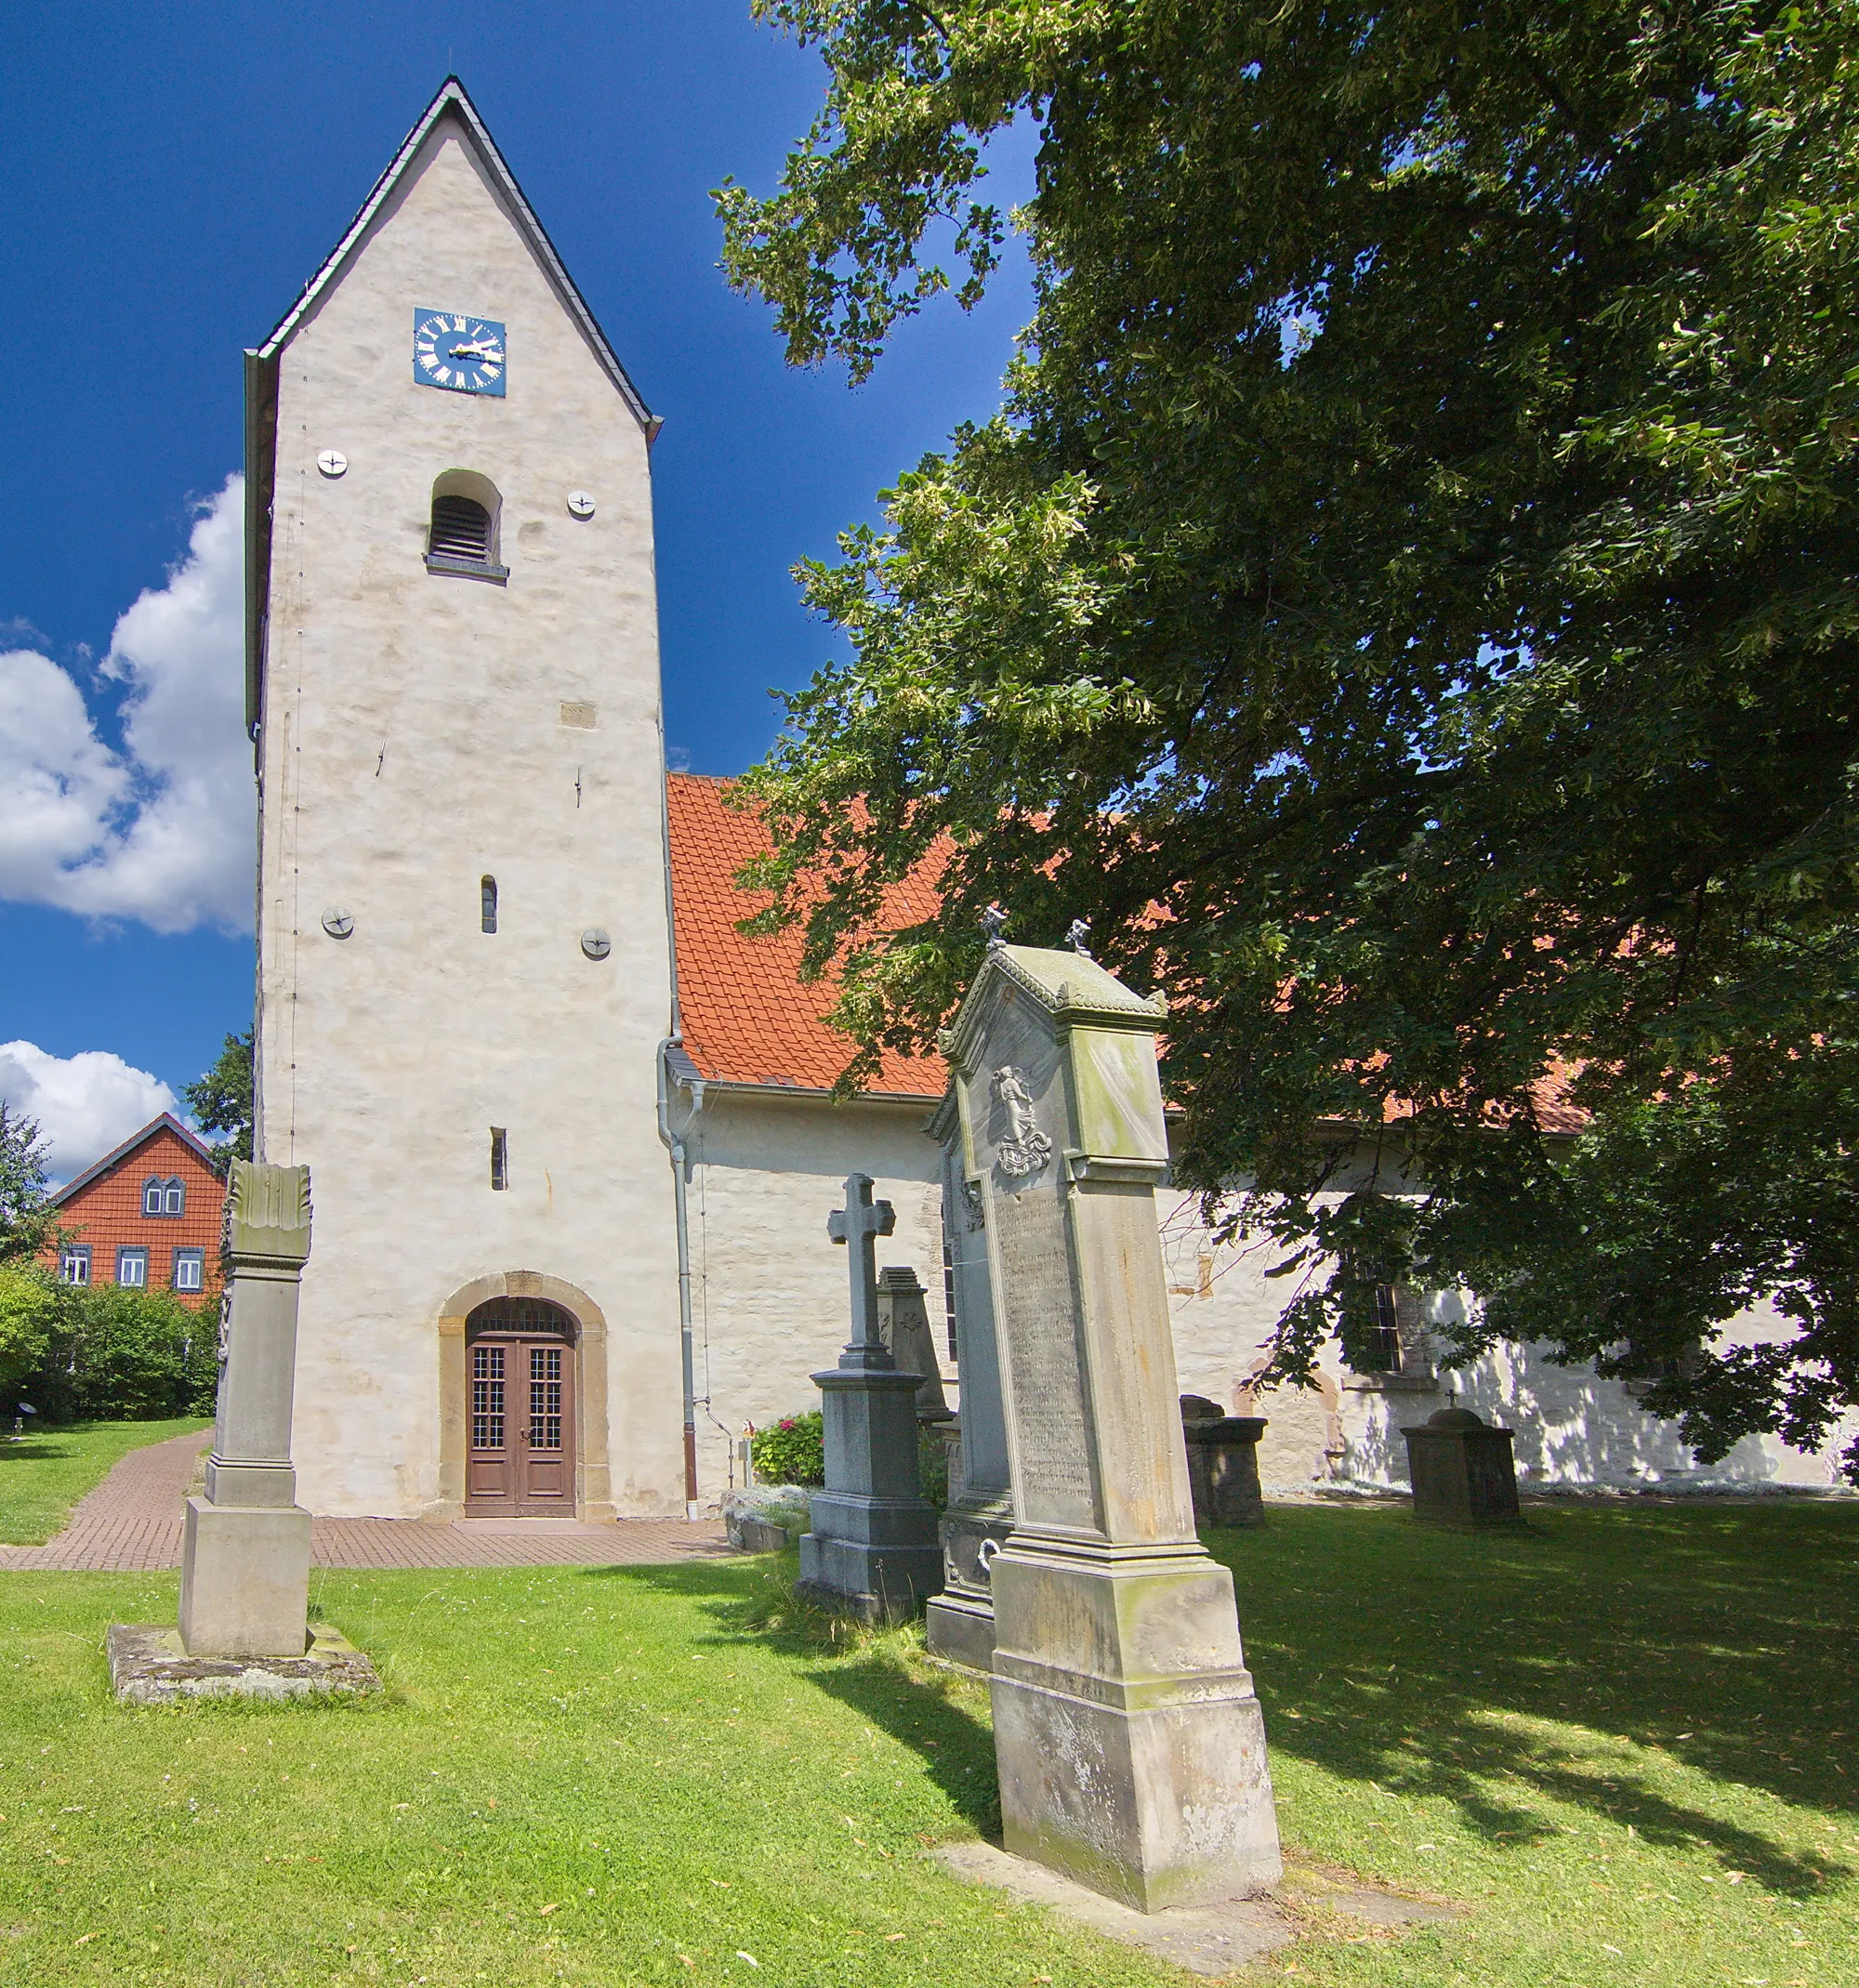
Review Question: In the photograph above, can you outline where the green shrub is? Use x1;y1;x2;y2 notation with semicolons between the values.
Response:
751;1409;825;1487
918;1427;949;1511
25;1283;218;1423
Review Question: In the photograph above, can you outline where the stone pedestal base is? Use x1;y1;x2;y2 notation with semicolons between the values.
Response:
109;1623;377;1703
924;1500;1015;1668
178;1496;312;1658
926;1588;997;1668
989;1537;1282;1912
1183;1416;1267;1528
1403;1408;1523;1526
797;1492;942;1622
798;1361;942;1621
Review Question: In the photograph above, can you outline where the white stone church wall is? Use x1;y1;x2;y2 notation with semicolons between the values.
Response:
677;1094;1852;1505
679;1089;949;1503
1158;1204;1856;1494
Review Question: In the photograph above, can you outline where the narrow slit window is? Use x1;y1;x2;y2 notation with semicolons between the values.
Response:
481;876;497;933
490;1126;508;1191
429;494;493;563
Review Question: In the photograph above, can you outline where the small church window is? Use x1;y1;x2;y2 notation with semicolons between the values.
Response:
426;472;507;581
1365;1284;1404;1374
490;1126;508;1191
481;876;498;933
430;494;493;561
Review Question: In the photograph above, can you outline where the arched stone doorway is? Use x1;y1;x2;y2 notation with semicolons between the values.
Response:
434;1272;613;1521
464;1297;577;1516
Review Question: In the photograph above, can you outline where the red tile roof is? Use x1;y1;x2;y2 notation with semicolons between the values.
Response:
665;774;947;1099
664;775;1588;1137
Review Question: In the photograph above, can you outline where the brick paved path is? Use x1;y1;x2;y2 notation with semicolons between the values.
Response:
0;1428;732;1572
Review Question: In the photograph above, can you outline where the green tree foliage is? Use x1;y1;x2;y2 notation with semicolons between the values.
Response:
183;1030;253;1181
750;1410;828;1487
0;1104;56;1268
719;2;1859;1476
0;1269;55;1403
19;1280;217;1424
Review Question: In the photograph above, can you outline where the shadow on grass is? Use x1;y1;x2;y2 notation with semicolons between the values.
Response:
589;1555;1002;1838
1204;1501;1859;1897
0;1434;84;1466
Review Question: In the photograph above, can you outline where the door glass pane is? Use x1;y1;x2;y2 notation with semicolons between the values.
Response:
530;1345;562;1450
471;1345;505;1450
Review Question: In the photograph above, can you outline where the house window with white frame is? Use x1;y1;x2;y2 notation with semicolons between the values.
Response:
172;1248;204;1294
116;1246;149;1288
59;1244;91;1285
142;1176;185;1217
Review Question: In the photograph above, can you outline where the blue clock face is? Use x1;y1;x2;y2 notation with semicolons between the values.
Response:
413;310;507;396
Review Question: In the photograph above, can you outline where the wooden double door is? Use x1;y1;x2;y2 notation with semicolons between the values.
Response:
466;1303;577;1517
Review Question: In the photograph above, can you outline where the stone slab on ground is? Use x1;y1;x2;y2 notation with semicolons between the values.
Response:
934;1841;1458;1978
108;1622;380;1704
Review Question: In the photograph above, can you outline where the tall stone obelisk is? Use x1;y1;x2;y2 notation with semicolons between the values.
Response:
178;1161;314;1658
942;931;1281;1911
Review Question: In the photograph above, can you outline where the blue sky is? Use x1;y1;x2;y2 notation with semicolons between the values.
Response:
0;2;1031;1176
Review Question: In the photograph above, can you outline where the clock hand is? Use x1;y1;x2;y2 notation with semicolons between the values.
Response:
449;340;504;362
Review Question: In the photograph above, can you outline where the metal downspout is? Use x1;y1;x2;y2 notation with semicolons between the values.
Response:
657;1037;704;1519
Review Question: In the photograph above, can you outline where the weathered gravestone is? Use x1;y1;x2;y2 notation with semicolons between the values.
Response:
180;1161;317;1655
796;1175;943;1621
1180;1397;1269;1530
924;1088;1017;1671
109;1159;377;1701
877;1265;953;1425
1403;1405;1523;1527
942;936;1282;1909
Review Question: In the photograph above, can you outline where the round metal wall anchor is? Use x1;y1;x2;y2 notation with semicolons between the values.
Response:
580;928;612;960
321;908;355;939
316;450;348;479
566;490;596;519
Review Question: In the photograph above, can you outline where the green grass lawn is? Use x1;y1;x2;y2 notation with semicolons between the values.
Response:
0;1503;1852;1987
0;1420;208;1545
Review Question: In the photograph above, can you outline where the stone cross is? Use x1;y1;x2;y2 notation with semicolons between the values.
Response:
799;1174;942;1622
826;1172;896;1368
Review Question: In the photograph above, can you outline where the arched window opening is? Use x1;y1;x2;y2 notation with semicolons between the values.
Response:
426;469;507;582
466;1296;577;1342
430;494;492;561
481;876;498;933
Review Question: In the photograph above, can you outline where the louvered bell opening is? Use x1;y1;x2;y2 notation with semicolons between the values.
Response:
429;495;493;563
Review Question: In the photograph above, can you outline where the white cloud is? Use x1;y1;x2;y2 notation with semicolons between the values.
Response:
0;1041;180;1185
0;476;251;933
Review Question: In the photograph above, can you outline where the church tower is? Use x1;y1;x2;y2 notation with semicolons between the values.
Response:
244;80;682;1519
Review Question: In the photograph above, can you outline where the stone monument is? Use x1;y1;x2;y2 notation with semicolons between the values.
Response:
942;927;1282;1910
924;1089;1017;1671
1403;1405;1523;1526
796;1175;944;1621
1180;1396;1269;1529
179;1161;316;1655
877;1265;953;1424
109;1159;377;1702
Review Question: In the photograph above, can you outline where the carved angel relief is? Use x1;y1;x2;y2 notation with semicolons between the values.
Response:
991;1065;1053;1178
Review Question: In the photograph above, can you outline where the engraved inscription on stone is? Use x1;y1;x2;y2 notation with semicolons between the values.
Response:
993;1187;1097;1529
